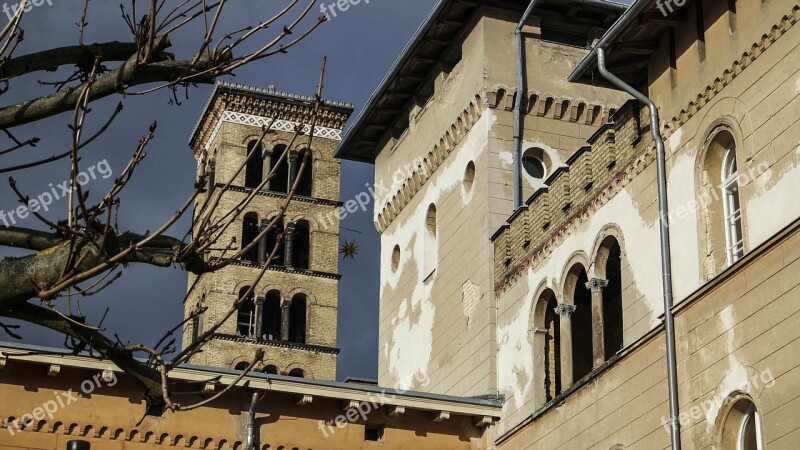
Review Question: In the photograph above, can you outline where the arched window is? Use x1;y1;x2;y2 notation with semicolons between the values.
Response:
720;398;763;449
241;213;260;263
537;289;561;402
190;300;203;343
424;204;437;277
287;368;305;378
291;220;310;269
700;129;745;277
293;148;313;197
206;158;216;194
722;145;744;264
566;264;593;381
269;144;289;193
597;237;624;360
261;291;282;341
245;141;264;189
289;294;307;344
236;287;256;337
262;217;284;266
234;362;249;371
262;365;278;375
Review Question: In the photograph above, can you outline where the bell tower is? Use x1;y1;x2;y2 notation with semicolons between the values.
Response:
184;82;353;380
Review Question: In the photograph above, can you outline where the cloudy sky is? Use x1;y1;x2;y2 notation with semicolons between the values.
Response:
0;0;435;381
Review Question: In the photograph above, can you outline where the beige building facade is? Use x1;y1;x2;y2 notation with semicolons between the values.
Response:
336;0;630;399
3;0;800;448
339;0;800;448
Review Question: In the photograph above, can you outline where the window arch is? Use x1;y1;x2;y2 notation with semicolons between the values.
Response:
242;213;260;263
236;287;256;337
722;145;744;264
565;264;593;382
287;368;305;378
262;365;279;375
534;288;561;402
288;294;307;344
269;144;289;193
699;128;745;278
424;204;437;277
245;141;264;189
595;236;624;360
719;397;763;449
261;291;282;341
293;148;313;197
291;220;310;269
262;217;284;266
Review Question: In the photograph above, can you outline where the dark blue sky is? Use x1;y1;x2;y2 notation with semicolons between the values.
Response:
0;0;434;381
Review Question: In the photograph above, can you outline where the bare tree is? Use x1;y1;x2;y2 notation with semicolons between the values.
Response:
0;0;327;410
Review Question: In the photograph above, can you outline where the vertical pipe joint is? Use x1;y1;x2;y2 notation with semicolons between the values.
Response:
246;391;259;450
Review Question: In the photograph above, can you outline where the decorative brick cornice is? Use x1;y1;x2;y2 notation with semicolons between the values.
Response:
213;333;341;355
190;82;353;154
662;5;800;138
228;260;341;280
487;86;617;126
494;104;654;293
201;111;344;153
375;94;485;232
226;185;342;207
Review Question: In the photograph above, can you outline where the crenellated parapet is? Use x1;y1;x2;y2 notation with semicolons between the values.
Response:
492;100;653;292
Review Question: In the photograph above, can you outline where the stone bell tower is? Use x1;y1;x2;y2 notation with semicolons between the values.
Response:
184;82;353;380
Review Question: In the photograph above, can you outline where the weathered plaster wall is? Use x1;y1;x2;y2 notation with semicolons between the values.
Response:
378;113;494;395
491;1;800;445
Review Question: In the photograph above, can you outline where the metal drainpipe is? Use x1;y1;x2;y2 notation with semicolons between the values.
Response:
246;391;259;450
596;47;681;450
512;0;539;210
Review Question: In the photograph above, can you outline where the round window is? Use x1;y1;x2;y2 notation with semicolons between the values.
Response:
522;148;550;180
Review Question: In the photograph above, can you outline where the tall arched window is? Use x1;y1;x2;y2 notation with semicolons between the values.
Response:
597;237;624;360
288;294;307;344
269;144;289;193
719;397;763;449
566;264;593;381
261;291;282;341
245;141;264;189
262;217;284;266
423;204;437;277
237;287;256;337
700;129;745;277
241;213;260;263
291;220;310;269
293;148;313;197
536;289;561;402
722;145;744;264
